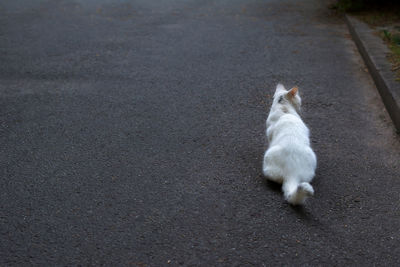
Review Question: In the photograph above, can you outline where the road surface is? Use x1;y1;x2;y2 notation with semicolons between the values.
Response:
1;0;400;265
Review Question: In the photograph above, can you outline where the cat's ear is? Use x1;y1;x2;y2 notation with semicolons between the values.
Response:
287;87;298;98
276;83;286;92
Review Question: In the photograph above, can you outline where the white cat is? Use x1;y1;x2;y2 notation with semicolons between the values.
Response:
262;84;317;205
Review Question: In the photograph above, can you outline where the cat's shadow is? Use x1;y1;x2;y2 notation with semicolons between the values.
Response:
263;178;317;223
290;204;314;221
263;179;282;193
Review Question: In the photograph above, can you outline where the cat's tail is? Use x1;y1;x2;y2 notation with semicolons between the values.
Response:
283;181;314;205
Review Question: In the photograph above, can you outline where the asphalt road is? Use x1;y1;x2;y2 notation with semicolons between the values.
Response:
1;0;400;265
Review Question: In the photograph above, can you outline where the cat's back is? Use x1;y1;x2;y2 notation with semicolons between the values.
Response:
270;114;316;169
269;113;310;146
275;113;309;134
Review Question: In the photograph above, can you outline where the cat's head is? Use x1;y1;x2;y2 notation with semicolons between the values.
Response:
272;83;302;113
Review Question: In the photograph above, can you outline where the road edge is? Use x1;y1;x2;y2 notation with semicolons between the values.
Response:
345;14;400;133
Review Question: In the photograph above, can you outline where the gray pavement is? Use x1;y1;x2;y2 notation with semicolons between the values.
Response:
1;0;400;265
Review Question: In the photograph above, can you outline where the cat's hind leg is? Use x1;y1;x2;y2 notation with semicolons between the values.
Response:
283;180;314;205
262;146;283;183
298;182;314;197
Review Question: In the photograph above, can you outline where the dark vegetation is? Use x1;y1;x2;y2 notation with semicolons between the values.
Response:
332;0;400;78
332;0;400;13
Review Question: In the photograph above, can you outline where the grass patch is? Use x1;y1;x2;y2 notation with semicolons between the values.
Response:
380;29;400;79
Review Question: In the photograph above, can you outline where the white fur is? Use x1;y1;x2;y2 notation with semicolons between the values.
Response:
263;84;317;205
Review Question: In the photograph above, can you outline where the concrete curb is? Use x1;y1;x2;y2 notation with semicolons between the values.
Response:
345;14;400;133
